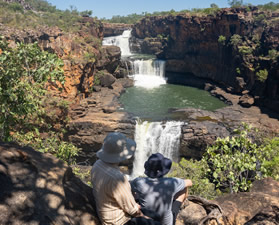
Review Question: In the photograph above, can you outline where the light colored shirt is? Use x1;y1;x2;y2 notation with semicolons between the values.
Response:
91;159;139;225
131;177;185;225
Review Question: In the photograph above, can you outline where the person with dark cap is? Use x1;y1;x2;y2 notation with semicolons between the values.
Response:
91;132;162;225
131;153;192;225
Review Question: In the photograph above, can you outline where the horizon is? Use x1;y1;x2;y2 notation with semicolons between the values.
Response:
47;0;279;19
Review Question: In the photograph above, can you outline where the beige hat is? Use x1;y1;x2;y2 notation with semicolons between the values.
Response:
97;132;136;163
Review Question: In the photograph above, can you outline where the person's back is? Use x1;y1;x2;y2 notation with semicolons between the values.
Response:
132;176;185;225
92;159;138;225
131;153;192;225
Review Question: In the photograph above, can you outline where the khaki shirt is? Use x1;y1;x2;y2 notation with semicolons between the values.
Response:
91;160;139;225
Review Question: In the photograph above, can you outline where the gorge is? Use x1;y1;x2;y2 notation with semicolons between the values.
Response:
1;2;279;224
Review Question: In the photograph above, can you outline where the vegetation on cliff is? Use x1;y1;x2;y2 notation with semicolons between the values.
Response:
103;1;279;24
0;0;98;32
0;38;80;164
169;124;279;199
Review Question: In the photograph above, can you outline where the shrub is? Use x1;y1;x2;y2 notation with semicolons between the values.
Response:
14;131;80;165
168;158;221;199
0;39;64;141
230;34;242;46
268;49;279;61
256;69;268;82
203;124;277;193
218;35;226;45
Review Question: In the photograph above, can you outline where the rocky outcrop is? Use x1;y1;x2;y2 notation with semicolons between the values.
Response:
177;178;279;225
67;78;135;163
103;23;132;37
175;85;279;159
0;18;105;99
132;8;279;113
0;142;100;225
1;142;279;225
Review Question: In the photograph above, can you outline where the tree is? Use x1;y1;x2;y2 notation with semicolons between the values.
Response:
210;3;219;8
0;39;64;141
228;0;244;7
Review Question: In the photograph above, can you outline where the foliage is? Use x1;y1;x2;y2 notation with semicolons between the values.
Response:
210;3;219;8
13;131;80;165
218;35;226;45
203;124;277;193
238;46;253;55
256;69;268;82
236;67;241;74
257;2;279;11
230;34;242;47
0;39;64;141
0;0;98;32
168;158;221;199
268;49;279;61
228;0;244;7
262;137;279;180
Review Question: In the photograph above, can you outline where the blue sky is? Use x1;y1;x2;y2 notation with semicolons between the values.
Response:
47;0;279;19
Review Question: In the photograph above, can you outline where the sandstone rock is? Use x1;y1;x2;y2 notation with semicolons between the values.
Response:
0;143;100;225
216;178;279;225
103;23;132;37
239;94;254;107
100;72;116;87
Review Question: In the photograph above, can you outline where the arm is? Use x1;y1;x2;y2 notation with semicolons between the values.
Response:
112;177;143;217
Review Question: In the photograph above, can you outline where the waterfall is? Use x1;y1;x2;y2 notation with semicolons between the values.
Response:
131;59;166;88
131;120;184;178
102;30;132;56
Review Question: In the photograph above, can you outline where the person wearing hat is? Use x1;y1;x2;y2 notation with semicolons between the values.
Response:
91;132;162;225
131;153;193;225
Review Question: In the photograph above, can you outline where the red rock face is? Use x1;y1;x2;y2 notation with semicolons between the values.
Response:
0;19;122;101
132;8;279;112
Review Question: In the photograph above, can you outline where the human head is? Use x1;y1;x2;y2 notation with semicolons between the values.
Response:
97;132;136;164
144;153;172;178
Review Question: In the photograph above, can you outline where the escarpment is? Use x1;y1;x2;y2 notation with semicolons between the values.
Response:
131;7;279;113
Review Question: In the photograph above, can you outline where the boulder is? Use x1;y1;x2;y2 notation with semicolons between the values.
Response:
0;142;100;225
239;94;254;107
100;72;116;87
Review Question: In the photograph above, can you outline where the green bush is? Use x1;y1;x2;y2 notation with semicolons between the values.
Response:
230;34;242;46
256;69;268;82
14;131;80;165
168;158;221;199
0;39;64;141
218;35;226;45
203;124;278;193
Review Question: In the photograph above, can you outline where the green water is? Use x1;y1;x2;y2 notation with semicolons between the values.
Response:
119;84;227;121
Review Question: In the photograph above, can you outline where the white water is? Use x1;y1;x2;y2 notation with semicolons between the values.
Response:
131;120;184;178
131;59;166;88
102;30;132;56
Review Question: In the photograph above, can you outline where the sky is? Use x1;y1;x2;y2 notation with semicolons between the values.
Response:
47;0;279;19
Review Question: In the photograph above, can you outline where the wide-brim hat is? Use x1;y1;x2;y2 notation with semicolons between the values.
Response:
144;153;172;178
97;132;136;164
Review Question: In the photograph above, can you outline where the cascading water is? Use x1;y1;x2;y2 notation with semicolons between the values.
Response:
131;120;184;178
131;59;166;88
102;30;185;178
102;30;132;56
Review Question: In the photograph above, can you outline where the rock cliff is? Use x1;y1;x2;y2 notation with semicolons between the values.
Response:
132;7;279;112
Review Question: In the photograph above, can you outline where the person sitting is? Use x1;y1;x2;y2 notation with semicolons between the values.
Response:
91;132;162;225
131;153;193;225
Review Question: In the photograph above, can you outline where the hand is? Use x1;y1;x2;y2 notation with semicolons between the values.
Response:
185;179;193;187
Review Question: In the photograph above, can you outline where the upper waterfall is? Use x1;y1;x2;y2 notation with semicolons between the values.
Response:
102;30;132;56
131;59;166;88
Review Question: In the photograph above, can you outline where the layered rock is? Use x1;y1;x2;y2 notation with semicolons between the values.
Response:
103;23;132;37
0;18;105;99
67;78;135;163
132;7;279;112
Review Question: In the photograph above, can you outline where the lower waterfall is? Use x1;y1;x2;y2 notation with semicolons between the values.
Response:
131;120;184;178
